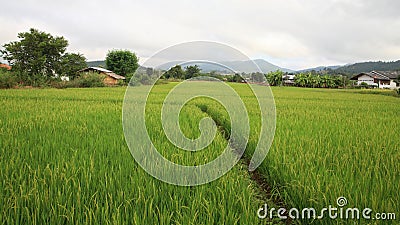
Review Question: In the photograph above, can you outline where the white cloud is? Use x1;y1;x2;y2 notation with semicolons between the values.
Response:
1;0;399;70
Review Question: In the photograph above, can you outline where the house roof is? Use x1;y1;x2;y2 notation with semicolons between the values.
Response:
377;71;400;79
79;67;112;73
0;64;11;70
350;71;399;81
105;72;125;80
78;67;125;80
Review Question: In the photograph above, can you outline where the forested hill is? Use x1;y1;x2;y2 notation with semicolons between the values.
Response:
334;60;400;75
86;60;106;68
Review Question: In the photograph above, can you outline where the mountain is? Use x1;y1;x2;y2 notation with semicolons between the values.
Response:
334;60;400;75
86;60;106;68
87;59;400;76
156;59;293;73
297;65;343;73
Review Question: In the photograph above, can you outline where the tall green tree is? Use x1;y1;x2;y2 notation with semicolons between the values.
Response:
163;65;184;79
1;28;68;82
310;75;321;88
265;70;283;86
228;73;244;83
105;50;139;76
59;53;86;79
250;72;265;83
185;65;201;79
294;73;307;87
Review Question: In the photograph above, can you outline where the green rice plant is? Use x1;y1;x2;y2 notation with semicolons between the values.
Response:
0;83;398;225
0;87;279;224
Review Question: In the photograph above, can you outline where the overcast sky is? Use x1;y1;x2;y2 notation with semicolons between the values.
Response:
1;0;399;70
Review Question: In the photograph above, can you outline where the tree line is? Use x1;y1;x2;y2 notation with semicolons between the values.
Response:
0;28;139;88
265;70;348;88
0;28;375;90
160;65;349;88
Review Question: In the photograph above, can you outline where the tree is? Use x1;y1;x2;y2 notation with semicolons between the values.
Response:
265;70;283;86
185;65;201;79
163;65;184;79
228;73;245;83
321;75;335;88
146;67;154;76
1;28;68;82
294;73;307;87
59;53;86;79
310;75;321;88
250;72;265;83
106;50;139;77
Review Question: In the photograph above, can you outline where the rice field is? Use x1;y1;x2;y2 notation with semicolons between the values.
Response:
0;83;399;224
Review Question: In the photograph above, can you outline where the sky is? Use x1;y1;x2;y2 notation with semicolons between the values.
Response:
1;0;400;70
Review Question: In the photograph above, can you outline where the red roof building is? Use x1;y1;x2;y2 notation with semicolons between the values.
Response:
0;64;11;70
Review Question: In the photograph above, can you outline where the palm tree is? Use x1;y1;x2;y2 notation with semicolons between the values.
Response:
294;73;307;87
266;70;283;86
311;75;322;88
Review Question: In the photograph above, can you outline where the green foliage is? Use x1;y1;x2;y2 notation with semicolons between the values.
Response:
0;87;267;224
184;65;201;79
146;67;154;76
105;50;139;76
397;88;400;95
0;85;399;224
294;72;344;88
161;65;202;80
250;72;265;82
358;89;400;98
334;60;400;76
265;70;283;86
0;70;17;88
227;73;244;83
50;73;110;89
68;72;105;88
59;53;87;79
162;65;185;79
1;28;68;84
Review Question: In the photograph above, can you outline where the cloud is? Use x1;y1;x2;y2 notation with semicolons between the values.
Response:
1;0;399;70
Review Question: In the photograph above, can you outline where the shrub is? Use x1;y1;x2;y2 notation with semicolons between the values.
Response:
0;71;17;88
155;79;169;85
50;81;69;89
70;72;105;88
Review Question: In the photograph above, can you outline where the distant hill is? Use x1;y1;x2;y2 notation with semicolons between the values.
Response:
333;60;400;75
88;59;400;76
156;59;293;73
86;60;149;74
297;65;343;73
86;60;106;68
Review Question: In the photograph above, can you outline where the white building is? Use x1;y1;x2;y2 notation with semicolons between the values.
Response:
283;74;296;85
350;71;399;89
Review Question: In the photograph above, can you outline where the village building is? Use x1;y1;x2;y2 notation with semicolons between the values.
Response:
350;71;399;89
78;67;125;85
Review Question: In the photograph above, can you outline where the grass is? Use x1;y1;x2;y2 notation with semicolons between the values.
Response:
0;87;275;225
0;84;399;224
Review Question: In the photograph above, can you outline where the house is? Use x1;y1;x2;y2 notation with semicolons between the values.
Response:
0;63;12;70
283;74;296;86
78;67;125;85
350;71;399;89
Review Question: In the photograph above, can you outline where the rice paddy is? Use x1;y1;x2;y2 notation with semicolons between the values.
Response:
0;83;399;224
